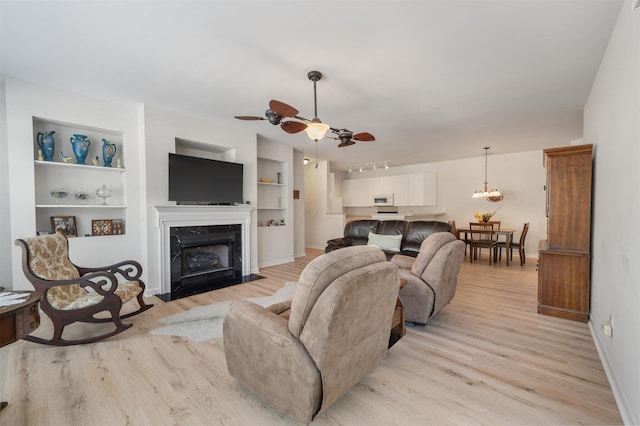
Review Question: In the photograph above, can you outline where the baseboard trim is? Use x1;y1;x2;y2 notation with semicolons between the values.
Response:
588;320;636;425
258;256;295;268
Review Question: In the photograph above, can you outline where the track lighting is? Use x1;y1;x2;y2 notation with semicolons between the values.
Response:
348;161;390;173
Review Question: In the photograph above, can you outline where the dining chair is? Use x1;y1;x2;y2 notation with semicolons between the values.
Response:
469;222;497;265
497;222;530;266
448;220;471;256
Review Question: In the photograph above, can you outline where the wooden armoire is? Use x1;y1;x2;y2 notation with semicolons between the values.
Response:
538;144;593;322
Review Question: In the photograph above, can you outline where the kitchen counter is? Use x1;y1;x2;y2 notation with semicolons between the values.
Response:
372;212;445;221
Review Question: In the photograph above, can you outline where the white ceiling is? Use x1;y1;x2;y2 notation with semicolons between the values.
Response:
0;0;623;171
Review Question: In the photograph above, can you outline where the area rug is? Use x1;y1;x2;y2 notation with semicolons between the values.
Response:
151;281;297;342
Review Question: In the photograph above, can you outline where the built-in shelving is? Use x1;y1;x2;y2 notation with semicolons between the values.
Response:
34;160;126;173
33;117;127;237
257;158;287;227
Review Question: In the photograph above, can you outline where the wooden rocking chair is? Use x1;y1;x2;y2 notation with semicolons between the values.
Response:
15;233;153;346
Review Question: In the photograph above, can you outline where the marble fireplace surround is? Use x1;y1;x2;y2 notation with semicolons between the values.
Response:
152;205;254;295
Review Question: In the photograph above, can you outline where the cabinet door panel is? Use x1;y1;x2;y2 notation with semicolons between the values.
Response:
393;175;409;206
538;252;590;321
407;173;424;206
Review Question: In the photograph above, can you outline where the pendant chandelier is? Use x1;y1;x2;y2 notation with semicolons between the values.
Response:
472;147;503;202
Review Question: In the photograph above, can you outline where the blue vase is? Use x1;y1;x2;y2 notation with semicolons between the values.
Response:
70;134;91;164
101;139;117;167
36;131;56;161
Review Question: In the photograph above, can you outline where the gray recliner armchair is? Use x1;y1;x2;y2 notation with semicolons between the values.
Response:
223;245;400;423
391;232;465;325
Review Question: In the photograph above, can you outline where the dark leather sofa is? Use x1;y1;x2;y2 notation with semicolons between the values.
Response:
325;220;453;259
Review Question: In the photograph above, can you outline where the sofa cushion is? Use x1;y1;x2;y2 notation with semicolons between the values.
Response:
376;220;407;236
342;220;380;246
401;221;453;254
410;232;456;277
288;245;387;337
367;232;402;252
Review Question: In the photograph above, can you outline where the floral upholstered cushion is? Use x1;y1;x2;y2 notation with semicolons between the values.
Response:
24;234;80;280
48;287;105;310
114;281;142;303
47;281;142;311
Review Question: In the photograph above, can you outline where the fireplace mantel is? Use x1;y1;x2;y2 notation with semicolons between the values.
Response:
152;205;255;294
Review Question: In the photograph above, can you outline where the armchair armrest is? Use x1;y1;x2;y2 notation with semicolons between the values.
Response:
266;299;292;317
25;271;120;296
325;237;352;252
77;260;143;281
223;300;321;420
390;254;415;270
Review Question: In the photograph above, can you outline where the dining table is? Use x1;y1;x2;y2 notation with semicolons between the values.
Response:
456;226;517;266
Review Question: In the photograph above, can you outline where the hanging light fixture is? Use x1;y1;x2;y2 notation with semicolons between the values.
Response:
304;71;330;143
472;147;503;202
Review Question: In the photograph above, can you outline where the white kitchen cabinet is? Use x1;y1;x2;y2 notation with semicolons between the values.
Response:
343;177;374;207
373;176;393;195
392;174;409;206
342;171;436;207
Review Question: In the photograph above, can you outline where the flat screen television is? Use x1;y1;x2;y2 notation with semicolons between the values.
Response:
168;153;244;204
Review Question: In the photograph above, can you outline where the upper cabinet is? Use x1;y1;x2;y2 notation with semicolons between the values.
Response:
32;117;127;237
342;172;436;207
343;178;373;207
544;145;593;251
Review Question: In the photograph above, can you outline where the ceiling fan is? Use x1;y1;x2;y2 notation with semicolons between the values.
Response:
234;71;375;147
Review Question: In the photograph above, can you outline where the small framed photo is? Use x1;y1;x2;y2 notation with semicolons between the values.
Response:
51;216;77;237
92;219;113;236
112;219;124;235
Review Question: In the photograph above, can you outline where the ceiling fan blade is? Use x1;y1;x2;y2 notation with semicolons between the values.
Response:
269;100;299;118
234;116;265;121
281;121;307;134
338;140;356;148
353;132;375;141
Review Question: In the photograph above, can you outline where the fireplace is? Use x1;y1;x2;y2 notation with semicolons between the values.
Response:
153;204;256;299
170;225;242;299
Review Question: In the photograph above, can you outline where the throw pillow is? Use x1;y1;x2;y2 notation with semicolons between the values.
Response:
367;232;402;252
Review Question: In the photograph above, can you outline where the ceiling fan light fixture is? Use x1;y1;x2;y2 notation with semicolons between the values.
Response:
304;119;330;141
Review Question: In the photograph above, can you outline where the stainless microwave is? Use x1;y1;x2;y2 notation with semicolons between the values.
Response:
372;194;394;206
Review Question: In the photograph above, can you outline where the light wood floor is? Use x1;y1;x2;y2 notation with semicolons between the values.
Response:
0;249;622;425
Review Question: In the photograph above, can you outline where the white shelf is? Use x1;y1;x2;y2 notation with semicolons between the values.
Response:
36;204;126;209
257;207;286;210
258;181;284;186
35;160;125;173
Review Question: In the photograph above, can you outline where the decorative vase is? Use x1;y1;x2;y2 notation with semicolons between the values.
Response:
101;138;117;167
70;134;91;164
50;188;68;204
36;131;56;161
96;184;113;205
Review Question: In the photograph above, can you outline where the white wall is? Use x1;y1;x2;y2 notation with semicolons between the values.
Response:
304;161;346;249
5;79;144;290
583;1;639;423
331;150;547;258
0;79;12;287
142;105;258;293
293;150;306;258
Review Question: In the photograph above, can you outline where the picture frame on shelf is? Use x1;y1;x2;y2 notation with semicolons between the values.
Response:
92;219;113;236
51;216;77;237
112;219;124;235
